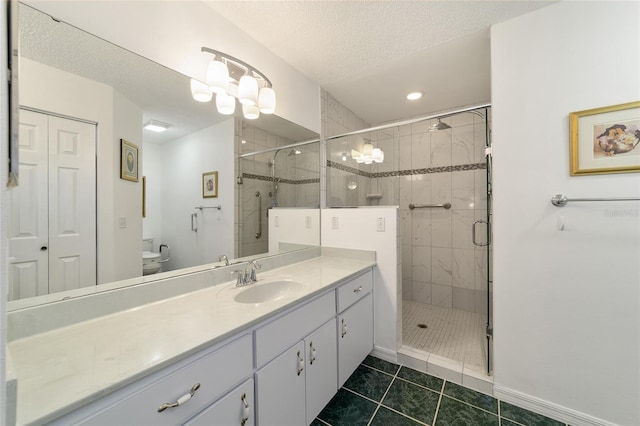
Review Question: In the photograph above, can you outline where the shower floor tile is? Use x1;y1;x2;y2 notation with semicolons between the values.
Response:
402;300;485;368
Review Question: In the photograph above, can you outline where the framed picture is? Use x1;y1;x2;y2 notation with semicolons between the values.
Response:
120;139;139;182
202;171;218;198
569;101;640;175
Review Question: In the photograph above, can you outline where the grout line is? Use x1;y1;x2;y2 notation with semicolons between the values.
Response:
341;387;384;406
394;375;443;395
314;417;331;426
366;366;400;426
360;362;400;378
377;404;429;426
431;379;446;425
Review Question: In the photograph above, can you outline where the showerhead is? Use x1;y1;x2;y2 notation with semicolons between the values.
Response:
288;148;302;156
429;119;451;132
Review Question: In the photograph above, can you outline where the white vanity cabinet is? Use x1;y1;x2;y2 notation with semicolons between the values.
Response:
336;274;374;388
254;292;338;426
185;378;254;426
55;334;253;426
41;267;374;426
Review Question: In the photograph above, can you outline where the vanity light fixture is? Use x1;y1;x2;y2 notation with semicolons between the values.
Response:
406;91;423;101
144;120;171;133
351;142;384;164
191;47;276;120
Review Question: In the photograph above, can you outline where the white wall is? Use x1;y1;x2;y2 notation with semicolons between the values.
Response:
161;120;235;271
112;92;143;280
491;2;640;425
25;0;321;134
19;58;143;284
268;209;320;253
142;142;163;247
321;207;400;359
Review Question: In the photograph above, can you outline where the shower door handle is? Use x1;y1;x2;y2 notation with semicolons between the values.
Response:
255;191;262;239
472;220;491;247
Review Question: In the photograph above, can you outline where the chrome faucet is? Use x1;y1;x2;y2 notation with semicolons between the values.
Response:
217;255;229;266
233;260;262;287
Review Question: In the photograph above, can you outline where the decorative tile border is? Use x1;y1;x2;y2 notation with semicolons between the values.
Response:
327;160;486;178
242;172;320;185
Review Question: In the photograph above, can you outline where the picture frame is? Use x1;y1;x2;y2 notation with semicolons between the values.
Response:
202;171;218;198
142;176;146;218
569;101;640;176
120;139;139;182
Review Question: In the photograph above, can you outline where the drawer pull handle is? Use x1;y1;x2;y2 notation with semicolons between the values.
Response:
309;341;317;365
158;383;201;412
297;350;304;376
241;393;250;426
341;318;348;338
353;286;363;293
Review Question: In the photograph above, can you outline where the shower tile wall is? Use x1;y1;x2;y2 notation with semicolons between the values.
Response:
400;113;489;314
236;121;320;258
236;122;293;257
326;110;491;315
321;89;370;208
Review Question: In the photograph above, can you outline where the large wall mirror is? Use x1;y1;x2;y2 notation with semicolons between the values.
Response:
8;3;319;306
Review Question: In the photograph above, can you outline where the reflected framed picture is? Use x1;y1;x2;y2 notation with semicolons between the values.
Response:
142;176;146;218
569;101;640;175
120;139;139;182
202;171;218;198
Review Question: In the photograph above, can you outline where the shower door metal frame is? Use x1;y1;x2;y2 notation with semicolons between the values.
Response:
482;108;493;375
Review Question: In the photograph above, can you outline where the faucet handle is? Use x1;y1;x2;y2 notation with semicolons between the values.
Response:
231;269;244;286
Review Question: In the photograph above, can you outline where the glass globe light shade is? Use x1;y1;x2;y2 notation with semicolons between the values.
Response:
190;79;212;102
258;87;276;114
216;92;236;115
238;75;258;106
242;103;260;120
207;60;229;94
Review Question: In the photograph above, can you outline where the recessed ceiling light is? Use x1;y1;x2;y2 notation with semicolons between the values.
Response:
144;120;171;133
406;91;423;101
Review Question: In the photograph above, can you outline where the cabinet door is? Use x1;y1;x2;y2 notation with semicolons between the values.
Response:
305;320;338;425
337;293;373;388
255;341;306;426
186;379;254;426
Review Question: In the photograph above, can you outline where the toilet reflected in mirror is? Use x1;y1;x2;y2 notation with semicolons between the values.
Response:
142;237;168;276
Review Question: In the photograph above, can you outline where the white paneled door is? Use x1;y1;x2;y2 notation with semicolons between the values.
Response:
8;109;96;300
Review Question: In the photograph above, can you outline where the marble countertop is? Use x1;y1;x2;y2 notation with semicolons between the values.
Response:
8;254;375;425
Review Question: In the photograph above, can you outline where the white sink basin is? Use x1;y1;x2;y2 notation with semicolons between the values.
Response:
234;280;303;304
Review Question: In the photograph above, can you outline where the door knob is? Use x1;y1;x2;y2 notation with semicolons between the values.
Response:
40;246;48;251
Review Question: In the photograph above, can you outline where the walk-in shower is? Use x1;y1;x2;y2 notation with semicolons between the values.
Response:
326;105;493;374
238;139;320;258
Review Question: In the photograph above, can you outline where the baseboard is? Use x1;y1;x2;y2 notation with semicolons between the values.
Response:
493;384;618;426
370;345;397;363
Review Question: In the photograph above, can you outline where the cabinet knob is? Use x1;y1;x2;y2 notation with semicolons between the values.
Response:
341;318;348;338
353;286;363;293
40;246;48;251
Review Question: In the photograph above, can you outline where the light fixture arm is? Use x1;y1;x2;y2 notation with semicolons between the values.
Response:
201;47;272;88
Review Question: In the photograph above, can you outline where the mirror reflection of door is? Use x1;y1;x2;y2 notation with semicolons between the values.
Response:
8;109;97;300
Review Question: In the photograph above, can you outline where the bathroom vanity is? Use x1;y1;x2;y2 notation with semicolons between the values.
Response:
7;248;375;425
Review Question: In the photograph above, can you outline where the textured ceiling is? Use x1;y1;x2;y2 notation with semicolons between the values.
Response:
205;0;556;124
19;4;317;144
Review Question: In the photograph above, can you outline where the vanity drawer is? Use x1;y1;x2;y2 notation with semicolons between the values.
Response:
80;334;253;426
255;291;335;367
336;270;372;313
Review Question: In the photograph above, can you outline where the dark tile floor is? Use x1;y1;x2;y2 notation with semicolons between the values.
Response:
312;355;568;426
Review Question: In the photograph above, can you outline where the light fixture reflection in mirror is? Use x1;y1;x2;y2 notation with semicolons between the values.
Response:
10;3;319;306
